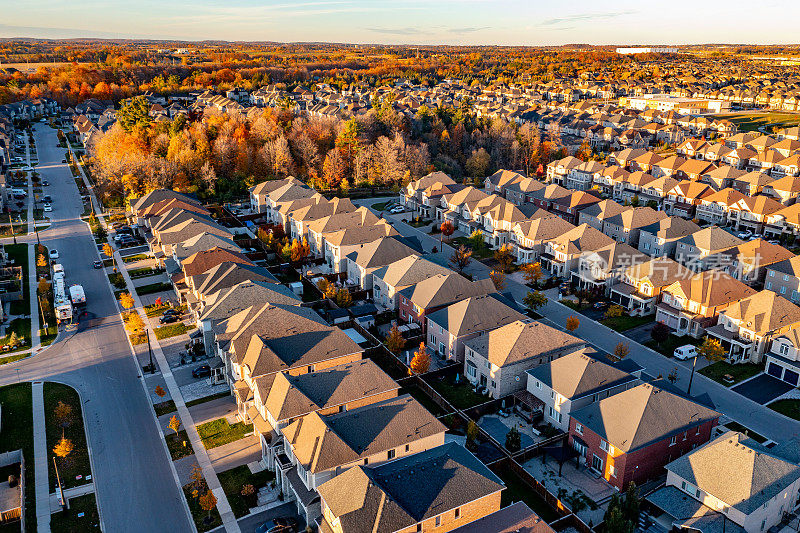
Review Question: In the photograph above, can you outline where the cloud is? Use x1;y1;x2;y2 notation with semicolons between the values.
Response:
447;26;490;34
366;27;424;36
541;10;636;27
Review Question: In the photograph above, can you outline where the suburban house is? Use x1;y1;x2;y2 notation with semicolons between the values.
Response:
569;383;720;490
637;217;701;258
510;215;576;264
577;199;627;231
426;294;527;362
707;239;794;286
647;431;800;533
706;290;800;363
278;394;447;525
674;227;745;271
600;206;667;247
764;256;800;304
540;223;615;278
344;236;419;290
656;271;757;338
398;274;496;331
527;351;641;432
316;442;505;533
610;257;694;315
463;320;586;399
321;221;399;273
764;328;800;386
403;171;459;218
371;255;452;311
573;242;649;294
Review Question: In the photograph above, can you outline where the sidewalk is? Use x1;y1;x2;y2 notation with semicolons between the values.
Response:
32;381;51;533
24;135;41;352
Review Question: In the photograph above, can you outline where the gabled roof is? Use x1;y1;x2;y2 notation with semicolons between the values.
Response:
182;247;252;278
676;226;744;253
722;290;800;335
639;216;700;240
662;271;756;308
195;262;278;298
371;255;452;290
513;215;576;242
317;443;504;533
572;383;720;453
465;320;585;368
527;350;638;400
400;274;496;310
549;224;615;256
345;236;418;270
449;502;554;533
199;280;301;324
427;294;526;337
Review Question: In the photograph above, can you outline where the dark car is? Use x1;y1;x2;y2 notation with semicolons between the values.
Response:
43;195;52;203
93;260;103;269
42;180;49;186
162;309;181;317
192;364;211;379
159;314;179;324
255;516;298;533
61;159;66;163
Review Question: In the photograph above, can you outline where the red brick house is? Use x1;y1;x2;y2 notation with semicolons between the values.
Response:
397;274;496;332
568;383;719;490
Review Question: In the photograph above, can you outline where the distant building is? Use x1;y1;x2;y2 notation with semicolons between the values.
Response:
616;47;679;55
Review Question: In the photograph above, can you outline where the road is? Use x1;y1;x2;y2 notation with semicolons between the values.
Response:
0;124;193;532
356;198;800;442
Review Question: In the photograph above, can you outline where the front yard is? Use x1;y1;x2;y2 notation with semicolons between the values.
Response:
644;334;700;357
218;465;275;518
49;493;101;533
44;383;92;490
698;361;761;387
600;314;653;332
153;322;193;340
768;399;800;421
197;417;253;450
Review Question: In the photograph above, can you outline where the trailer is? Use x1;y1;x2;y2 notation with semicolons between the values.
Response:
69;284;86;306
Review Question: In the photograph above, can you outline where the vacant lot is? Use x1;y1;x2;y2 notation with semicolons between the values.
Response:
712;111;800;132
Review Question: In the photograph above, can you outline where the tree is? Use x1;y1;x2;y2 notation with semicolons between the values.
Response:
439;220;455;243
467;230;485;252
493;244;515;273
53;401;74;433
119;292;135;310
523;290;547;314
289;238;310;263
505;425;522;452
465;147;490;177
449;245;473;273
565;315;580;332
385;325;405;354
651;322;670;347
154;385;166;399
410;342;430;374
198;490;218;523
466;420;479;448
521;262;543;287
697;337;725;362
53;437;73;459
7;332;20;347
103;243;113;258
117;95;152;132
37;253;48;268
613;342;630;360
604;305;624;319
38;277;50;295
667;367;679;384
335;288;352;308
489;270;506;291
168;415;181;437
316;277;331;295
188;465;206;499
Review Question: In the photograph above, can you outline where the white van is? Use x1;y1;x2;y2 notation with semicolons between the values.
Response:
673;345;698;360
11;188;26;196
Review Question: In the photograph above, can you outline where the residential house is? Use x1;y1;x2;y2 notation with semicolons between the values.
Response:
540;223;615;278
573;242;649;293
610;257;694;315
345;236;419;290
510;215;577;264
765;256;800;304
398;274;496;331
674;227;745;271
371;255;452;311
578;199;627;231
601;206;667;247
637;217;701;258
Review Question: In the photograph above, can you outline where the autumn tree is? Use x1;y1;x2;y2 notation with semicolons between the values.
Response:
489;270;506;291
38;277;50;295
290;238;310;263
53;437;73;460
199;490;218;523
449;245;473;273
155;385;166;399
37;253;48;268
698;337;725;362
523;290;547;314
650;322;670;348
613;342;630;360
168;415;181;437
565;315;580;332
604;305;624;319
54;401;74;433
316;277;331;295
410;342;431;374
493;244;515;273
335;288;352;308
103;243;113;258
385;325;405;354
466;420;479;449
440;220;455;242
521;262;543;287
119;292;135;310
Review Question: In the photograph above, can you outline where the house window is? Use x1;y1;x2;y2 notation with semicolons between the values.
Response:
780;343;790;356
575;423;583;435
405;444;410;452
782;286;788;295
609;465;616;477
466;361;477;378
785;274;790;281
364;458;369;465
454;508;460;519
388;449;395;460
767;282;773;289
599;440;613;454
670;436;677;446
435;516;441;527
770;271;775;277
535;380;542;389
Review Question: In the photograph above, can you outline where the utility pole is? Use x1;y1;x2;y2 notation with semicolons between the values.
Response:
687;354;699;396
53;456;69;510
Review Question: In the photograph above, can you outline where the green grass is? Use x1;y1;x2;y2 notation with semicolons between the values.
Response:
698;361;762;387
39;324;58;346
107;272;126;289
600;314;654;332
371;201;390;211
186;391;232;408
154;322;193;340
44;383;91;490
0;319;32;349
723;421;767;443
768;399;800;422
122;253;150;263
49;493;101;533
0;383;36;532
0;351;31;365
451;236;492;259
429;377;489;410
128;266;165;278
713;111;800;133
218;465;275;518
145;303;186;318
154;400;177;417
136;282;174;296
183;482;222;532
165;429;195;460
196;417;253;450
495;464;560;523
645;334;700;357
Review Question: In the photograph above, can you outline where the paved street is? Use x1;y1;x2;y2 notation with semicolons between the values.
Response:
357;199;800;443
0;124;193;532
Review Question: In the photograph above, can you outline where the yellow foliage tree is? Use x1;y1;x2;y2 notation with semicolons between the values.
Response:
53;437;74;459
103;243;114;258
37;254;48;268
410;342;431;375
565;315;580;332
119;292;135;310
168;415;181;437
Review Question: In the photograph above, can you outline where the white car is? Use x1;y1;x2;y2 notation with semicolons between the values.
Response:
737;231;753;239
48;249;59;260
389;206;405;214
673;345;697;360
43;204;52;212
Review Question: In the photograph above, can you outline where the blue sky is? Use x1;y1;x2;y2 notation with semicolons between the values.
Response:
1;0;798;45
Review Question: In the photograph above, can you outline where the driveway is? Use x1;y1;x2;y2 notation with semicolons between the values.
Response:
731;374;793;405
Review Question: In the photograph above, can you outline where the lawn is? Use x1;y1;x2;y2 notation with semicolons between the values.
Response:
600;314;654;332
154;400;177;417
0;384;36;532
44;383;92;490
712;111;800;133
698;361;762;387
451;236;492;259
0;318;32;349
183;482;222;532
154;322;193;340
768;399;800;422
428;376;489;410
723;421;767;443
165;429;195;460
136;282;174;296
494;464;560;523
371;201;390;211
186;391;232;408
645;334;700;357
218;465;275;518
128;266;165;278
0;351;31;365
196;417;253;450
122;253;150;263
49;493;101;533
39;324;58;347
107;272;126;289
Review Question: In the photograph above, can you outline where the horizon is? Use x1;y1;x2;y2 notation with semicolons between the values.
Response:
3;0;800;46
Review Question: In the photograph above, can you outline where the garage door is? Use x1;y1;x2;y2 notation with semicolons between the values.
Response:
784;369;799;386
767;362;784;378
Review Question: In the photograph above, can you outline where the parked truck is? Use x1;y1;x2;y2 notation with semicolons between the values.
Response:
53;277;72;322
69;284;86;306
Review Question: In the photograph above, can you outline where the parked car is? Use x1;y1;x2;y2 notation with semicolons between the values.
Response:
49;249;59;259
191;364;211;379
42;180;49;186
93;260;103;269
159;314;179;324
255;517;299;533
673;345;698;360
43;204;52;212
737;230;753;239
43;195;52;203
61;159;67;163
162;309;181;317
389;206;405;214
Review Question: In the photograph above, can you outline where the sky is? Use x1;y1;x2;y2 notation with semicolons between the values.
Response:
1;0;798;46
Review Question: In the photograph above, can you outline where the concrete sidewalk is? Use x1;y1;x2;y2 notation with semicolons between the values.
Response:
32;381;51;533
24;135;41;352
